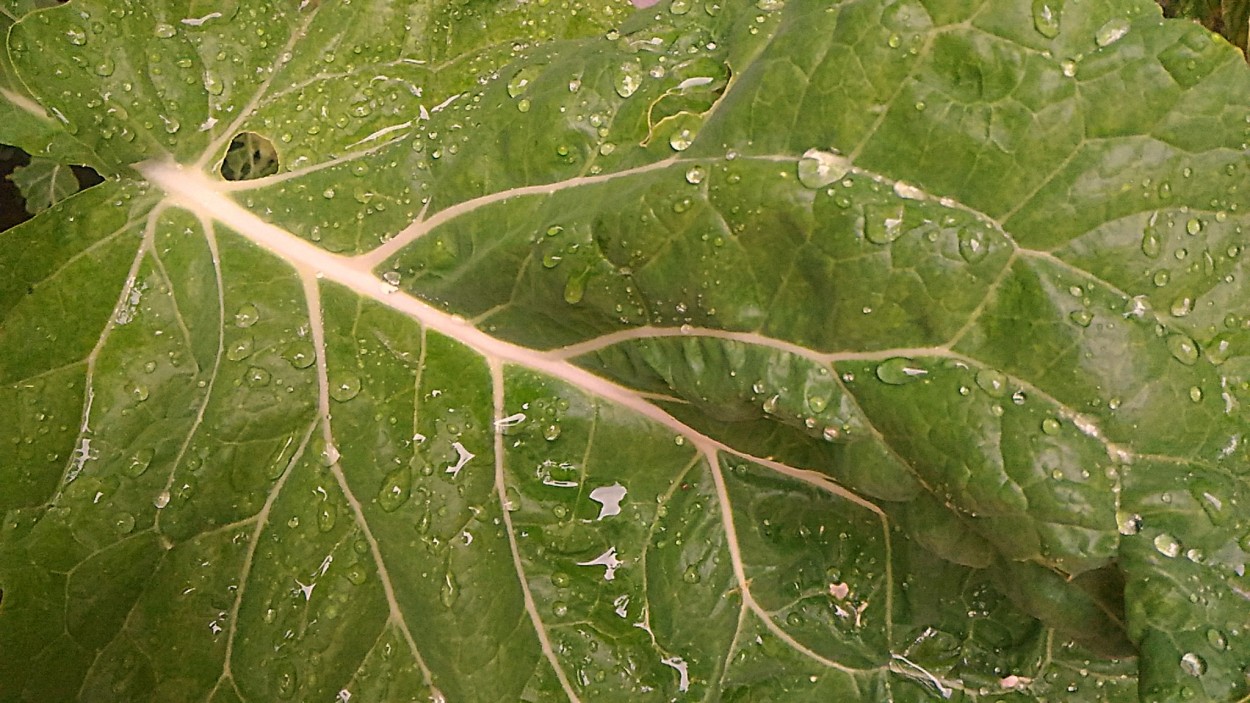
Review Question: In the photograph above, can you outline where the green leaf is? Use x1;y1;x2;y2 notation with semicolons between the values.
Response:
7;156;81;214
3;0;1250;701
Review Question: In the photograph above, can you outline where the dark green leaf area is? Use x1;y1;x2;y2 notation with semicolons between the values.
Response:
393;159;1012;353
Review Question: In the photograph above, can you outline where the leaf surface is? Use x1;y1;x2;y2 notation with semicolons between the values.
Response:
2;1;1250;701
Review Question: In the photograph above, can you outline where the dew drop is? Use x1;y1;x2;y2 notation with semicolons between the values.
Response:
685;165;706;184
615;62;642;98
1116;511;1142;535
1186;217;1203;235
1153;532;1181;558
153;23;176;39
154;490;171;509
284;341;316;369
1095;18;1129;47
958;228;990;263
975;368;1007;396
1170;294;1194;317
245;366;271;387
1208;629;1228;650
66;26;88;45
682;565;701;584
123;448;155;478
329;374;361;402
273;661;298;700
669;127;696;152
1069;309;1093;327
563;268;589;305
226;336;254;362
377;466;411;512
1180;652;1206;677
1167;334;1199;366
112;512;136;535
1031;0;1062;38
1041;417;1061;435
234;303;260;328
1141;226;1163;258
865;203;906;245
876;357;927;385
317;501;336;532
796;149;851;189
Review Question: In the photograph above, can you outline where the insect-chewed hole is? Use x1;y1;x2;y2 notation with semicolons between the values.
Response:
220;131;279;181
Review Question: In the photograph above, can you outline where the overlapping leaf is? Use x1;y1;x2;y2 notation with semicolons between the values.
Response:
2;0;1249;701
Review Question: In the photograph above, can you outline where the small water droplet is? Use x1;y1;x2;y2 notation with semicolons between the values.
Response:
153;23;176;39
1170;294;1195;317
1208;629;1228;650
1189;386;1203;402
1069;309;1093;327
1153;532;1182;558
507;65;542;98
669;127;696;152
1031;0;1062;38
682;565;701;584
66;26;88;45
1041;417;1062;435
685;165;706;184
786;612;804;627
876;357;927;385
552;600;569;616
1206;333;1235;365
377;466;411;512
543;423;562;441
974;369;1007;396
796;149;851;189
273;661;298;699
154;490;171;509
245;366;271;387
1141;225;1163;258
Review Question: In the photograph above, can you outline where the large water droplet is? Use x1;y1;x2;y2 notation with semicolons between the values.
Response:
234;303;260;327
876;357;927;385
377;466;411;512
1116;511;1142;535
1095;18;1129;47
1031;0;1062;38
865;203;905;245
329;374;361;402
1179;652;1206;677
284;341;316;369
226;336;254;362
958;227;990;263
123;448;155;478
796;149;851;189
685;165;706;185
1153;532;1182;558
615;62;642;98
1167;334;1199;365
563;268;589;305
66;27;88;45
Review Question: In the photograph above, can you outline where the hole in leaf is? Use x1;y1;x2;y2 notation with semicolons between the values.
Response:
220;132;279;181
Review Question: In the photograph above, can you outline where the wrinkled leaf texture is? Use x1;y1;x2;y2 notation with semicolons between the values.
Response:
2;0;1250;701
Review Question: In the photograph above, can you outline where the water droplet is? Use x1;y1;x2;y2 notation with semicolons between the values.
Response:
1167;334;1199;365
94;57;115;77
345;566;367;585
123;448;155;478
66;27;88;45
543;423;562;441
958;228;990;263
1153;532;1182;558
1061;59;1078;77
563;268;589;305
552;600;569;616
377;466;411;512
615;62;642;98
796;149;851;189
786;612;804;627
153;23;176;39
516;98;531;113
245;366;271;387
682;565;701;584
1186;217;1203;235
112;512;135;534
865;203;905;245
1153;269;1171;287
440;572;459;607
1170;294;1195;317
670;0;692;13
154;490;171;509
317;501;336;532
669;127;696;152
1031;0;1062;38
876;357;927;385
273;661;298;699
552;571;572;588
974;368;1007;396
685;165;706;184
129;383;150;402
507;65;542;98
1041;417;1061;435
1095;18;1129;47
284;341;316;369
234;303;260;328
226;336;254;362
329;374;361;402
1206;333;1235;365
1069;309;1093;327
1141;225;1163;258
1116;511;1142;535
1180;652;1206;677
1207;629;1228;650
1189;386;1203;402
